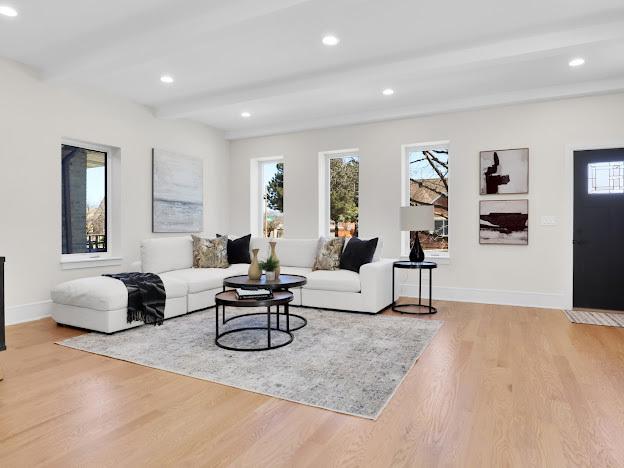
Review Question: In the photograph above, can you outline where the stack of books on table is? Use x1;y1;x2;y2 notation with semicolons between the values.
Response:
235;288;273;300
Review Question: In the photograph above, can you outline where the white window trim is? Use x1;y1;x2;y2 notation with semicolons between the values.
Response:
250;155;284;237
318;148;359;238
401;141;450;263
60;138;122;270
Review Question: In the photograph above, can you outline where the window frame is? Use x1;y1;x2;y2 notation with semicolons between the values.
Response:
401;141;450;261
60;138;122;269
318;148;360;238
587;161;624;194
250;155;284;237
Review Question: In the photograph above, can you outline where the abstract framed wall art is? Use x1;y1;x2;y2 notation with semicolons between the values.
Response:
152;148;203;233
480;148;529;195
479;199;528;245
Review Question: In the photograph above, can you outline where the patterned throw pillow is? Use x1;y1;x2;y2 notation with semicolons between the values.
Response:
191;235;229;268
313;237;345;271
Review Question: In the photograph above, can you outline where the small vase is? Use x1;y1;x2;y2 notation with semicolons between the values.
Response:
248;248;262;280
268;241;280;278
266;271;276;281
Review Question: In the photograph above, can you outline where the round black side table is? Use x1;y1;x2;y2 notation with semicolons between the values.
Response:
392;261;438;314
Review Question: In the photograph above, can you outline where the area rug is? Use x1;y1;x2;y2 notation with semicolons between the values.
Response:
564;309;624;328
57;307;442;419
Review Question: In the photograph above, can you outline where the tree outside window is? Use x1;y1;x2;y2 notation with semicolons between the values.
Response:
263;161;284;237
329;156;359;237
408;146;448;254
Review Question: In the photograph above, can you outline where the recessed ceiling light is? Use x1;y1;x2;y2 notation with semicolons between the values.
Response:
241;111;251;118
569;57;585;68
322;35;340;46
160;74;174;84
382;88;395;96
0;5;18;17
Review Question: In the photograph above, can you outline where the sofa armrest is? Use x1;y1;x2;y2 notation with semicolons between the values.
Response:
359;258;396;313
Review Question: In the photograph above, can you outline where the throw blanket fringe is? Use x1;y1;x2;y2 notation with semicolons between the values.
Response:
104;273;166;325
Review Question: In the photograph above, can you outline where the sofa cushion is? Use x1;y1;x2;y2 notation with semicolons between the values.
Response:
344;236;383;261
51;275;187;312
161;264;248;294
279;266;313;277
250;238;319;268
217;233;251;264
340;237;379;272
192;235;229;268
303;269;361;293
312;237;345;271
141;236;193;274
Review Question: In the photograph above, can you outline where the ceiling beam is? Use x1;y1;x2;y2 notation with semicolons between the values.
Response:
41;0;315;81
156;19;624;119
224;77;624;140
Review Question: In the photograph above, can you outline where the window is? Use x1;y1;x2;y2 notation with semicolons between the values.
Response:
251;157;284;238
62;144;107;254
588;161;624;194
320;150;359;238
402;142;449;257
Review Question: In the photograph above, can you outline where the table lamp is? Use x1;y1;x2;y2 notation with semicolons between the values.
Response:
400;206;434;262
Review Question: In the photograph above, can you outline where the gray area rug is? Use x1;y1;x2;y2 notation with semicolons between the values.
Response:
564;309;624;328
57;307;442;419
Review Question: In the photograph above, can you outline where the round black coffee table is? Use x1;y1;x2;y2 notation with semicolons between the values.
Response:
214;290;294;351
223;274;307;331
392;261;438;314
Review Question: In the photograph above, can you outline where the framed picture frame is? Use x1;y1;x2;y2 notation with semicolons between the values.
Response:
152;148;203;233
480;148;529;195
479;199;528;245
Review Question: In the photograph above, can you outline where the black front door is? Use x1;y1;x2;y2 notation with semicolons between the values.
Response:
573;149;624;310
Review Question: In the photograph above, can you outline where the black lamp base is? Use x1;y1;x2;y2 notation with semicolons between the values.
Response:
409;232;425;263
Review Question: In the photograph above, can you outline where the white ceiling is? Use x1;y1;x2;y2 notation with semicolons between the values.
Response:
2;0;624;139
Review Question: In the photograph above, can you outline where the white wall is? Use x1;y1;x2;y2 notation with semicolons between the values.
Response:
0;58;229;322
229;93;624;309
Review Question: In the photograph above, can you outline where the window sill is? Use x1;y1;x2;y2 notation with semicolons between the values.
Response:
60;256;123;270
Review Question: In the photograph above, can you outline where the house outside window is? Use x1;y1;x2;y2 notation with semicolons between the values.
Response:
62;144;108;254
403;142;449;258
60;139;121;270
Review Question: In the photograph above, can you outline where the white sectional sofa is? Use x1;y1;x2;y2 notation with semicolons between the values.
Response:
51;236;394;333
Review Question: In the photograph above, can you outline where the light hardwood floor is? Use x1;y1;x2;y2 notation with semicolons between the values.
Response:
1;300;624;467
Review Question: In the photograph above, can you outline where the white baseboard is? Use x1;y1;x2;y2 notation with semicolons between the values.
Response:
5;300;52;325
399;283;565;309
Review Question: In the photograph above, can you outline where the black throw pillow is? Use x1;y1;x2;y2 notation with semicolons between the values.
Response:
339;237;378;273
217;234;251;264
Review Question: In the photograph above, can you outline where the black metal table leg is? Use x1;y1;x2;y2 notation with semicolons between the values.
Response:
392;266;395;307
429;269;433;312
215;305;219;337
418;268;422;306
286;302;290;332
267;306;271;348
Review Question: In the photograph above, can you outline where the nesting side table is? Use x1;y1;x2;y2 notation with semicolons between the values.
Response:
392;260;437;314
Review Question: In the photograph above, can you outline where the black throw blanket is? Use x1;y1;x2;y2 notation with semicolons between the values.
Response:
104;273;166;326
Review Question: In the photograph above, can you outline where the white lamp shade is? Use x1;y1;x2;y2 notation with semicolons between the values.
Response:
400;205;434;231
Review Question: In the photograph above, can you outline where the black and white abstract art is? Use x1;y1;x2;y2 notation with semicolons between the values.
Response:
152;149;203;233
480;148;529;194
479;200;528;245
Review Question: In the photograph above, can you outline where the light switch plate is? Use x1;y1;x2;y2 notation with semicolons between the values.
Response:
540;215;557;226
